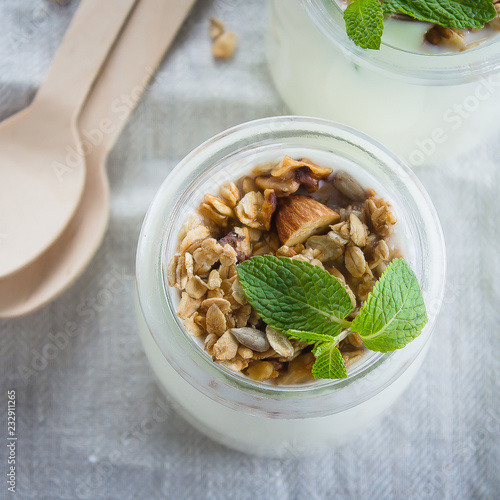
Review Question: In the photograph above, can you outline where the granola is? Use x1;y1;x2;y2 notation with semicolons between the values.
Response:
167;156;399;384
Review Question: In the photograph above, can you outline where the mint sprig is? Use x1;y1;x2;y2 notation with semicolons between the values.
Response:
237;256;428;379
344;0;384;50
237;256;352;337
351;258;428;352
343;0;497;50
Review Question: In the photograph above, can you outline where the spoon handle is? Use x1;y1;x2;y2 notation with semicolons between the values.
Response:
78;0;197;157
33;0;138;119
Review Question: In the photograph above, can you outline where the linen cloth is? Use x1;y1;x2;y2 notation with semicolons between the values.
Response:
1;1;499;498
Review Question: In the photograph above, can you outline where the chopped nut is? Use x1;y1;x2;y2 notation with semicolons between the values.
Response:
235;191;264;228
305;235;343;262
275;195;340;246
279;353;316;384
177;292;202;319
212;31;237;59
276;245;297;258
348;332;364;348
247;361;280;381
259;189;278;231
213;331;239;360
357;280;376;302
255;175;301;197
206;304;227;336
270;156;332;179
343;350;364;369
425;25;465;51
365;197;396;237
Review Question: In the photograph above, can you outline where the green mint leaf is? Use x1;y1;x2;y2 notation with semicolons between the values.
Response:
344;0;384;50
311;341;348;379
237;256;353;337
382;0;497;29
286;329;337;347
351;258;428;352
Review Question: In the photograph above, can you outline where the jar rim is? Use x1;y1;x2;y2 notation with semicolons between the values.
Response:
301;0;500;84
136;116;446;418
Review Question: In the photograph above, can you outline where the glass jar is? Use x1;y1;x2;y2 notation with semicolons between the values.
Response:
266;0;500;167
135;116;446;458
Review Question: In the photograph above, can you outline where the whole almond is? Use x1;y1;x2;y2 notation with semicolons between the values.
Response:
275;195;340;246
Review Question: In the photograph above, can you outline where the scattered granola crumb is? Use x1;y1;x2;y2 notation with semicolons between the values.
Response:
212;31;237;60
209;17;225;40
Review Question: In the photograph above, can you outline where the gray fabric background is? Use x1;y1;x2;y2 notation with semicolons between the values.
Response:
1;0;499;499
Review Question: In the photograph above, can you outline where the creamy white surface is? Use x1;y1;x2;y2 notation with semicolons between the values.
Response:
267;0;500;166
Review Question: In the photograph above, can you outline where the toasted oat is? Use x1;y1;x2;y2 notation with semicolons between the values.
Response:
207;269;222;290
201;297;231;314
235;191;264;228
185;275;208;299
183;314;204;337
247;361;279;381
237;345;254;359
221;358;249;372
231;278;248;305
206;304;227;336
167;252;194;289
179;226;210;254
204;333;218;356
177;292;202;319
213;331;239;360
233;304;252;327
219;181;240;207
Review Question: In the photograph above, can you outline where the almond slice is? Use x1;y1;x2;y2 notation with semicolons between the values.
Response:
275;195;340;246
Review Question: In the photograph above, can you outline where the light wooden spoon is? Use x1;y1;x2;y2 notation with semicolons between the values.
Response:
0;0;138;279
0;0;197;318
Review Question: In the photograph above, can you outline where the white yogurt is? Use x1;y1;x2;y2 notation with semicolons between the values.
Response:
266;0;500;167
135;117;446;457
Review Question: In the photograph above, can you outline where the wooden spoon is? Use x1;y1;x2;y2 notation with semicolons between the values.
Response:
0;0;138;279
0;0;197;318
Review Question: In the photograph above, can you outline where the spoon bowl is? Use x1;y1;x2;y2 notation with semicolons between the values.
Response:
0;0;197;318
0;0;138;279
